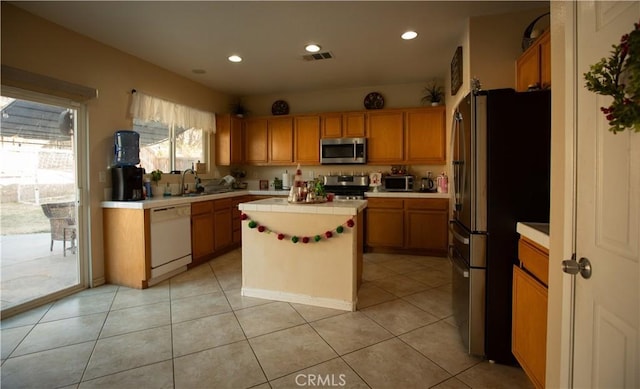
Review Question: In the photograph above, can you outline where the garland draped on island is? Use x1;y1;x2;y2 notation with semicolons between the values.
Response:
241;213;355;244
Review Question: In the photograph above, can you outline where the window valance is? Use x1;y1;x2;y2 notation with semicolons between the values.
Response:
129;90;216;133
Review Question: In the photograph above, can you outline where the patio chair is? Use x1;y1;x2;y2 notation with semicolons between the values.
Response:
40;202;76;256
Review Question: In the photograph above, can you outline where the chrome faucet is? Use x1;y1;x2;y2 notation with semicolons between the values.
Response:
181;168;197;194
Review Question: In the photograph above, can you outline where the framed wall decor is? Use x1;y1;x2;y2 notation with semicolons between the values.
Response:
259;180;269;190
451;46;463;96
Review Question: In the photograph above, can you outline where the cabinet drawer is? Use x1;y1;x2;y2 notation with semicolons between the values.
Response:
518;237;549;286
366;198;403;209
404;198;448;211
192;200;213;215
214;198;232;211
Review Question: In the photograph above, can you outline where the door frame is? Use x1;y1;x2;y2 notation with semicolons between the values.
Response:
0;86;90;318
547;2;578;388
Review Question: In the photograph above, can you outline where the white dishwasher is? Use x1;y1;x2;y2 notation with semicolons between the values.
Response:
149;204;192;282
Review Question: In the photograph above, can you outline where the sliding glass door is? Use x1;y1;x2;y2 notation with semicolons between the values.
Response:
0;88;87;315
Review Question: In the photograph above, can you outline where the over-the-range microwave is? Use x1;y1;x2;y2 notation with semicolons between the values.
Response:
320;137;367;164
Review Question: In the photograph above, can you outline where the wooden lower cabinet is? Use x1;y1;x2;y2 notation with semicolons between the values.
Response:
190;198;236;267
103;208;150;289
405;200;448;252
191;201;215;265
512;236;549;389
365;197;448;256
366;199;404;248
214;198;233;251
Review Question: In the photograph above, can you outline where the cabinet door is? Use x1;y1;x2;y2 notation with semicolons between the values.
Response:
366;208;404;248
366;110;404;163
516;44;541;92
366;198;404;248
539;31;551;89
191;212;214;259
343;112;366;137
230;116;243;164
268;117;293;164
405;209;448;252
244;118;268;164
216;114;243;166
294;115;320;164
405;107;446;164
321;113;343;138
512;266;547;389
215;114;231;166
214;209;232;251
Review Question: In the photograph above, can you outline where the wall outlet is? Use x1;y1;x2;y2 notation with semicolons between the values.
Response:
98;171;106;183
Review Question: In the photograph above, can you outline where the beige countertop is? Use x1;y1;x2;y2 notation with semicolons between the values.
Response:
516;222;550;249
239;197;367;216
101;189;446;209
364;191;449;199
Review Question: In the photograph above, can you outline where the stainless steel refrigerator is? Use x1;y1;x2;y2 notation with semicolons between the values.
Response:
450;89;551;364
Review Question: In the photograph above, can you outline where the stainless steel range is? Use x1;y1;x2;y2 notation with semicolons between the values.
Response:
323;174;369;200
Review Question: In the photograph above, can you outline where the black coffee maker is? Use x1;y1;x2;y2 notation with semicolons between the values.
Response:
112;166;143;200
111;130;143;200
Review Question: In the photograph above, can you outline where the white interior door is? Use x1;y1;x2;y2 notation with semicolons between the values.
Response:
574;2;639;387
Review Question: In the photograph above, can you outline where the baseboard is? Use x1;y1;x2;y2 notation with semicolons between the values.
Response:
92;277;106;288
241;287;356;312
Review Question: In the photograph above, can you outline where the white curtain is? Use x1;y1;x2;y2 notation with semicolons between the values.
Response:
129;91;216;133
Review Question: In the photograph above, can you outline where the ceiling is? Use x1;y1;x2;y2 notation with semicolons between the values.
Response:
12;1;548;97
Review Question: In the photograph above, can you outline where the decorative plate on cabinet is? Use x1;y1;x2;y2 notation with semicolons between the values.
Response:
271;100;289;115
363;92;384;110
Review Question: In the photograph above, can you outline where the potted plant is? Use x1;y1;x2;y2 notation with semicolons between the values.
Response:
421;80;444;106
150;169;163;197
230;100;248;118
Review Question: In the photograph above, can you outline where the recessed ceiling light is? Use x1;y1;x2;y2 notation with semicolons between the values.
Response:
401;31;418;40
228;55;242;63
305;44;321;53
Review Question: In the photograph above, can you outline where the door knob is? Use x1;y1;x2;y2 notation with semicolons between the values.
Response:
562;255;592;279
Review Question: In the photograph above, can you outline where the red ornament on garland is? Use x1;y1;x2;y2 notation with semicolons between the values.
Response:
258;225;266;232
241;213;248;220
277;233;285;240
302;236;310;244
325;231;333;239
346;219;355;228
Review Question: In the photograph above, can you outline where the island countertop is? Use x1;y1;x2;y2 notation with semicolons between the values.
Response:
516;222;550;249
238;197;367;216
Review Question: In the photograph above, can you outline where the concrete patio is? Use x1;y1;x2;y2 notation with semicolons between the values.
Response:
1;232;78;312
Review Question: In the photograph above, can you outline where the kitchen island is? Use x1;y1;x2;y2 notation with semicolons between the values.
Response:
238;197;367;311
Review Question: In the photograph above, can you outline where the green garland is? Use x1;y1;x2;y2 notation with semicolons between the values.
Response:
241;212;355;244
584;20;640;134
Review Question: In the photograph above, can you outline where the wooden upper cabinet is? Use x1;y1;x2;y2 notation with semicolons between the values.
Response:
268;117;293;164
321;113;343;138
294;115;320;164
539;31;551;90
366;110;404;163
215;114;243;166
244;118;268;164
321;112;366;138
343;112;366;137
405;107;446;164
516;29;551;92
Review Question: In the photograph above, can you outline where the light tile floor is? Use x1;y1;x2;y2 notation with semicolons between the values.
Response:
0;249;534;389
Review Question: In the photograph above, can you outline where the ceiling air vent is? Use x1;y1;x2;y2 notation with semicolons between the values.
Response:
302;51;334;61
